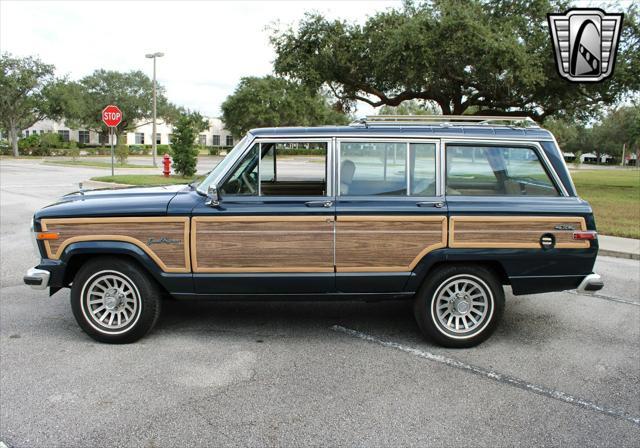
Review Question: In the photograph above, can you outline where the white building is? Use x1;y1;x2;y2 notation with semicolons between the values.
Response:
21;117;235;147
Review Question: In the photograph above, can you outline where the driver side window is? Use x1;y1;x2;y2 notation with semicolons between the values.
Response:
220;144;259;195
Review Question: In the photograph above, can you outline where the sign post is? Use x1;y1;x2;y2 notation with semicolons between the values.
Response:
102;105;123;177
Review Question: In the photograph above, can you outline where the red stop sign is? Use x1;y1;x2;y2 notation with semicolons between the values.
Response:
102;105;122;127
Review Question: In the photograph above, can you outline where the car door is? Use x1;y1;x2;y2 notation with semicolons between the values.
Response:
335;138;447;293
191;138;336;295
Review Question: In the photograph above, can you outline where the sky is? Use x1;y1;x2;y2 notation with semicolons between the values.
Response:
0;0;402;118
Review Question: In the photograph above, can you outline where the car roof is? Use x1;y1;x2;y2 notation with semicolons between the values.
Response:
249;125;555;140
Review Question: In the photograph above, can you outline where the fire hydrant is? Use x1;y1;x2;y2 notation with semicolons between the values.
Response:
162;153;171;177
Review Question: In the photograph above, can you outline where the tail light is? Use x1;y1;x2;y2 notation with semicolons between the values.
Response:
573;230;597;240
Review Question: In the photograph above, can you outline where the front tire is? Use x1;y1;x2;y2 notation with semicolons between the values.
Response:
414;265;505;348
70;257;162;343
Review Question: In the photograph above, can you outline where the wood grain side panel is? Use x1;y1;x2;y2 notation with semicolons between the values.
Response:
192;216;334;273
41;217;190;272
336;216;447;272
450;216;589;249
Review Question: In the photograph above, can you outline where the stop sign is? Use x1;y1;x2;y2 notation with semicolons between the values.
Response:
102;105;122;127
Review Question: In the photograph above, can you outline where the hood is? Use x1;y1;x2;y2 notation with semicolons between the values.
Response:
35;184;189;219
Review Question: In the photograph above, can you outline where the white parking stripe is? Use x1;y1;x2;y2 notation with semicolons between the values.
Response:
331;325;640;427
565;290;640;307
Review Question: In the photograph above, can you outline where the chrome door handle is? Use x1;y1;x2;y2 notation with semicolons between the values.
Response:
416;201;444;208
305;200;334;208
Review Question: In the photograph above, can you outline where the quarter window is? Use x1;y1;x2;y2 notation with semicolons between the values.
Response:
446;145;558;196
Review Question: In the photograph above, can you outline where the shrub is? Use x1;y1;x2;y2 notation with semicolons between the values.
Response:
115;143;129;165
209;147;220;156
171;112;206;177
18;134;41;154
157;144;171;156
39;132;63;150
0;139;10;155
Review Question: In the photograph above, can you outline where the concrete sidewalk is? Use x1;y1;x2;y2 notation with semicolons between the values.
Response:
599;235;640;260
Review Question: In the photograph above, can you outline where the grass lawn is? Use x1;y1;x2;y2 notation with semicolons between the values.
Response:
571;169;640;239
91;174;199;186
46;160;154;169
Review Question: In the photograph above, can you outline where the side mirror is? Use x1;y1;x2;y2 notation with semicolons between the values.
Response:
205;184;220;207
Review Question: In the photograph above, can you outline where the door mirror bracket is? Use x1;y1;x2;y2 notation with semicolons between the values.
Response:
205;184;221;207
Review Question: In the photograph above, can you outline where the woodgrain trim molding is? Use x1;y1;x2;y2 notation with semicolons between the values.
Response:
191;215;334;273
40;217;191;273
449;216;589;249
336;215;448;272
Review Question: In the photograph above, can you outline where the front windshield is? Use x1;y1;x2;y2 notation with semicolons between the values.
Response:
196;135;250;193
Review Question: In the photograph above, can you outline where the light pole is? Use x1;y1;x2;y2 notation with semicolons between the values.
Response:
145;52;164;167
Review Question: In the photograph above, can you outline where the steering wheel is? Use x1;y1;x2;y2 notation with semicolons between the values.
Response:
241;172;256;194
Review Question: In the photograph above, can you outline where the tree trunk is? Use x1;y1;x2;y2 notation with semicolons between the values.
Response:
9;125;19;157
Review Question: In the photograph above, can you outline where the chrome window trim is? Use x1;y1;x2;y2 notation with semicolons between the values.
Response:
441;139;568;197
252;132;554;142
336;137;441;198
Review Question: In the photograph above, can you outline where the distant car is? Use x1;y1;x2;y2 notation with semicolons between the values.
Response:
24;115;603;347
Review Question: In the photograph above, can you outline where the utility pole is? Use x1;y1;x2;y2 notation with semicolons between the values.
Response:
145;52;164;167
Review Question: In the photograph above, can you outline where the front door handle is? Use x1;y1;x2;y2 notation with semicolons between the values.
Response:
305;200;334;208
416;201;444;208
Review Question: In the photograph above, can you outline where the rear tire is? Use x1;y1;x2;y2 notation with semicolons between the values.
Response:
414;264;504;348
70;257;162;343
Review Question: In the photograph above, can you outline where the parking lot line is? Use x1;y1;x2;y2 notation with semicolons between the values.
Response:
565;290;640;306
331;325;640;427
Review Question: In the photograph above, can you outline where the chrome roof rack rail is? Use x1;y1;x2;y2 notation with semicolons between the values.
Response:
350;115;539;128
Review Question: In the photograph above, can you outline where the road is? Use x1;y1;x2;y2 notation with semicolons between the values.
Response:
1;158;639;447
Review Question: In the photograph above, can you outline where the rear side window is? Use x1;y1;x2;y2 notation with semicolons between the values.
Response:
339;141;436;196
446;145;558;196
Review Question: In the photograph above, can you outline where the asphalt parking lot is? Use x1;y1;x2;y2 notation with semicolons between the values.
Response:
1;159;639;447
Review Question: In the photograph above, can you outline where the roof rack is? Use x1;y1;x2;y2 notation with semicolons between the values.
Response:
351;115;539;128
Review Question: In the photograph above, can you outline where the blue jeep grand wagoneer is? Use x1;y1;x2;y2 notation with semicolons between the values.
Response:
24;115;603;347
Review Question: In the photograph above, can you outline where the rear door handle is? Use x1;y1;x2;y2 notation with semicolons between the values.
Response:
416;201;444;208
305;200;334;208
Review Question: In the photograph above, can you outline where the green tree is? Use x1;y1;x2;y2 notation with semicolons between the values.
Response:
56;69;180;144
221;76;349;137
378;99;440;115
271;1;640;121
171;111;208;177
0;54;58;156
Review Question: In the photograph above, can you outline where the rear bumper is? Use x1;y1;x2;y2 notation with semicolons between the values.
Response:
23;268;51;290
577;273;604;293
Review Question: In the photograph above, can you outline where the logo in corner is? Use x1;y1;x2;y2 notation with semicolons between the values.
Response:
547;8;623;83
147;237;181;246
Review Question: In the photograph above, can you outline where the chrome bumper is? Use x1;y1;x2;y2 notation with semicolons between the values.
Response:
23;268;50;290
577;273;604;293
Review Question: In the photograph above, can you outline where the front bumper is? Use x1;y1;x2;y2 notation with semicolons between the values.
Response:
23;268;51;290
577;273;604;293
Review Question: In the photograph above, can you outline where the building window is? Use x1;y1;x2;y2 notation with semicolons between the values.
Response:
78;130;90;144
225;135;234;146
212;135;220;146
135;133;145;144
156;133;161;145
58;130;70;142
168;134;173;144
25;130;29;137
198;135;207;146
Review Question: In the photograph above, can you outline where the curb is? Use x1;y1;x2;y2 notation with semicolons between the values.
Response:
82;180;131;189
598;249;640;261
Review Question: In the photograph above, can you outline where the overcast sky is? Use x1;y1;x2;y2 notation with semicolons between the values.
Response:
0;0;402;118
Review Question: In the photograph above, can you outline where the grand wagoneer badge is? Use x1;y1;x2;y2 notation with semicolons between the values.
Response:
147;237;181;246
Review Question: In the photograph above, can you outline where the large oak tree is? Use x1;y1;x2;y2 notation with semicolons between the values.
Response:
271;0;640;121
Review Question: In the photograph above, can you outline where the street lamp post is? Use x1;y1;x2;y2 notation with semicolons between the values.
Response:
145;52;164;167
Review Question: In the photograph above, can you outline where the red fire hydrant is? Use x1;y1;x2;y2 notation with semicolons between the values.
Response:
162;153;171;177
